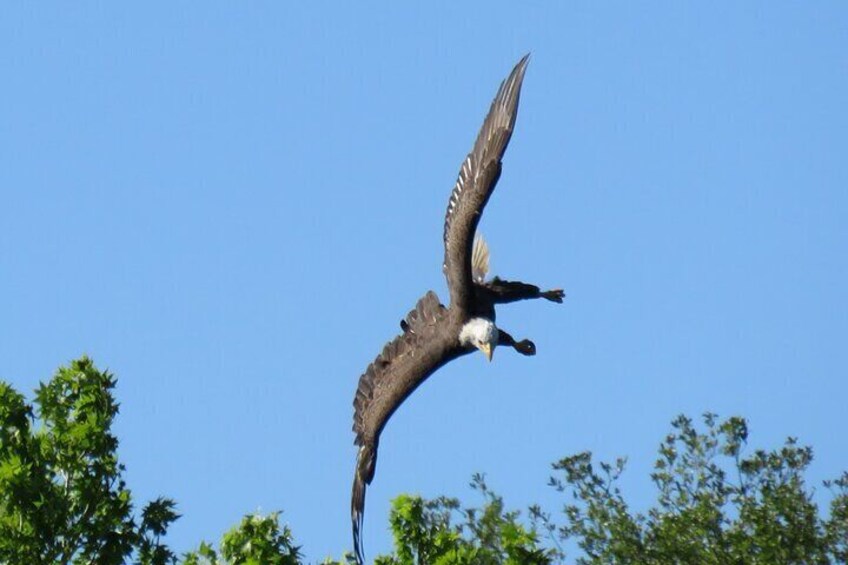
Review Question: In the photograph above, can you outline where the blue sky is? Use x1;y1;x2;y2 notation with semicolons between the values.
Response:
2;3;846;561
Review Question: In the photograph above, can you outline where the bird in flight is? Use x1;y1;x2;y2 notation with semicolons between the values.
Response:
351;55;563;564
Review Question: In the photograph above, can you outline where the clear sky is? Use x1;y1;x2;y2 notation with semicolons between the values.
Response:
2;3;846;562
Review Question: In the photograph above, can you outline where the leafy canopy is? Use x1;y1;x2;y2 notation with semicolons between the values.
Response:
533;413;848;564
0;357;177;564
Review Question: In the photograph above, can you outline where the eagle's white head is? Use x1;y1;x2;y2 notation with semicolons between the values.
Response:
459;317;499;361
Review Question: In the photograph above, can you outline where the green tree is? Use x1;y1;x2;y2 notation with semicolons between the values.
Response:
0;357;177;564
532;413;848;564
183;512;301;565
370;474;553;565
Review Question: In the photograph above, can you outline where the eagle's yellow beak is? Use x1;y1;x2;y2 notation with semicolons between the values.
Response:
479;343;493;362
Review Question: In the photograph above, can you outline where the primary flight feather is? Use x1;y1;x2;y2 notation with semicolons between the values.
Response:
351;55;563;564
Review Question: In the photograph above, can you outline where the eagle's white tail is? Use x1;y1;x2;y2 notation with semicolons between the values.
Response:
471;233;490;283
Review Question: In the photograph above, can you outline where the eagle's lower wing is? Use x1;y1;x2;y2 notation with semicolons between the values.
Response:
351;291;458;564
442;55;529;317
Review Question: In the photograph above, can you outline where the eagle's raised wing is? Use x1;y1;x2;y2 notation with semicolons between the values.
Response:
443;55;529;317
351;291;459;564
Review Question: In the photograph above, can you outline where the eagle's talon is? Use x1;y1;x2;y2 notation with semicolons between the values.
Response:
516;339;536;356
543;289;565;303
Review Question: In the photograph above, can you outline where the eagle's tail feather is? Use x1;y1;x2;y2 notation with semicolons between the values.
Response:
352;442;377;565
471;233;490;283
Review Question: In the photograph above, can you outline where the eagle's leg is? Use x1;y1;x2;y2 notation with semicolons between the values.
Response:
498;329;536;356
487;277;564;304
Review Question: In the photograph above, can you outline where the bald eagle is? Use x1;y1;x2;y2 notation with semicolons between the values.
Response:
351;55;563;563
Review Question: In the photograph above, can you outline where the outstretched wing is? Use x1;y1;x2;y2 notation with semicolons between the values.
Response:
351;291;458;564
443;54;530;317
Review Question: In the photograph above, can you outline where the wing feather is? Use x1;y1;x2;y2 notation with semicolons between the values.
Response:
443;55;530;316
351;291;458;564
352;291;450;444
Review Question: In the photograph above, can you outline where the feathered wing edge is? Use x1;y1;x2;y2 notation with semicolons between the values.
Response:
350;291;445;564
469;54;529;171
352;442;376;565
352;291;443;445
442;54;530;314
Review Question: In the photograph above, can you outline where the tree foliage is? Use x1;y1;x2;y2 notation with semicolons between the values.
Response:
370;474;553;565
0;357;177;564
183;512;301;565
2;358;846;564
532;413;848;564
